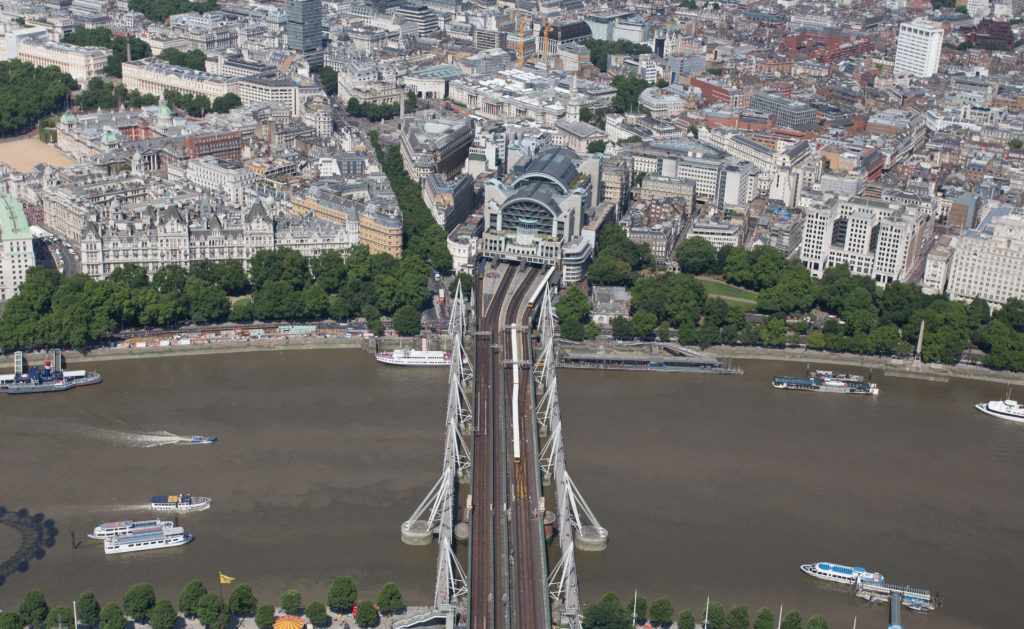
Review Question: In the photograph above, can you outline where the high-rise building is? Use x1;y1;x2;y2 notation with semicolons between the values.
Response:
286;0;324;68
894;18;943;78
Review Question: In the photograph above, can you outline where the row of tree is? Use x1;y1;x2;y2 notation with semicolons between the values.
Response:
582;593;828;629
345;92;417;123
0;244;433;351
586;223;655;287
127;0;219;22
61;26;152;78
75;77;158;112
369;131;453;269
164;88;242;117
0;60;78;136
156;47;208;71
668;237;1024;367
580;38;653;72
0;578;402;629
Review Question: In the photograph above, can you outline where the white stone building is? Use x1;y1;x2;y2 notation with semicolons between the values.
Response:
122;58;238;101
894;18;943;79
17;40;109;82
185;157;258;206
0;195;35;301
947;207;1024;308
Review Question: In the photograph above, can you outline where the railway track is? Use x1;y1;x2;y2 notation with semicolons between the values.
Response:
468;263;548;628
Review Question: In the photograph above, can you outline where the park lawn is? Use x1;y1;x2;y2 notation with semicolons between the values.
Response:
697;278;759;301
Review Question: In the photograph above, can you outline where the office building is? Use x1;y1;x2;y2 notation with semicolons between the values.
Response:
0;195;35;301
748;93;817;130
400;115;475;182
394;5;439;37
17;40;108;82
894;18;943;78
947;208;1024;308
286;0;324;67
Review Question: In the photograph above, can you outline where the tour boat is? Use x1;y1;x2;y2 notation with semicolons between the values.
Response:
773;369;878;395
800;562;885;585
974;398;1024;424
151;494;212;512
88;519;175;540
103;525;193;554
375;348;451;366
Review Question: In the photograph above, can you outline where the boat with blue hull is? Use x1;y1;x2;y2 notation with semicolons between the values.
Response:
800;561;884;585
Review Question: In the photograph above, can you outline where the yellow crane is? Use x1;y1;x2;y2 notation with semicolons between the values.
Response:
516;0;525;68
542;19;551;60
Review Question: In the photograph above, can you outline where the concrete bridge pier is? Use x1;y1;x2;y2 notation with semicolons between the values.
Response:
400;520;434;545
574;525;608;552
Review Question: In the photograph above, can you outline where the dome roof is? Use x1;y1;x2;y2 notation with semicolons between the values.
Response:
158;103;172;117
60;110;77;124
102;130;118;144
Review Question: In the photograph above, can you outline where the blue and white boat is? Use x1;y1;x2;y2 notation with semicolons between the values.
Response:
189;436;217;443
103;525;193;554
800;562;884;585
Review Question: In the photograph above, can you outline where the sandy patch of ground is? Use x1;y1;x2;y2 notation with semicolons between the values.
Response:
0;138;77;171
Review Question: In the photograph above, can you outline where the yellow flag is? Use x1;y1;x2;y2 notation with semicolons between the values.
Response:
219;573;236;584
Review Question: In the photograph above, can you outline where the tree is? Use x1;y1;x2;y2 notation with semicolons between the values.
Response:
0;613;23;629
392;305;422;336
555;286;592;323
610;316;633;339
364;304;384;335
128;0;219;22
405;89;418;112
230;297;254;322
611;74;650;112
581;592;630;629
627;594;647;621
678;609;696;629
587;140;608;153
254;605;275;629
319;66;338;96
779;610;802;629
676;237;718;275
327;577;358;614
302;284;330;319
20;590;49;628
448;273;473;298
375;582;403;616
753;608;774;629
122;584;156;620
632;310;658;338
211;92;241;113
194;593;223;629
688;123;699;138
726;605;749;629
280;590;301;615
0;61;77;136
560;316;585;341
584;320;601;339
179;580;207;617
1008;138;1022;150
707;601;727;629
77;594;102;627
805;616;828;629
44;607;73;629
806;330;825;349
304;602;327;626
353;600;378;627
657;321;672;341
656;77;669;88
99;604;125;629
648;598;674;625
157;48;207;71
149;601;177;629
227;584;258;615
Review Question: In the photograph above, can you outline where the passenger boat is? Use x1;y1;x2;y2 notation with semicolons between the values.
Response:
151;494;212;512
773;369;878;395
375;348;451;367
800;562;885;585
88;519;174;540
103;525;193;554
189;436;217;443
0;350;100;394
974;397;1024;424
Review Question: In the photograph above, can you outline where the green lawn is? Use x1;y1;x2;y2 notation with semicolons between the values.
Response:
697;278;758;301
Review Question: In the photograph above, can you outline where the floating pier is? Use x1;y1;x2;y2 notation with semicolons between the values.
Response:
856;579;941;613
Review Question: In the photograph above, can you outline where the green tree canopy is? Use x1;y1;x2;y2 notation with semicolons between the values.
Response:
98;604;125;629
678;609;696;629
676;236;718;275
122;584;156;620
76;594;102;627
280;590;301;615
587;139;608;153
178;580;207;617
195;593;224;629
128;0;219;22
0;613;23;629
44;607;72;629
353;600;378;627
0;61;78;136
149;601;177;629
212;92;242;114
779;610;802;629
254;605;275;629
582;592;630;629
19;590;49;628
753;607;774;629
157;48;207;71
392;304;422;336
556;286;592;323
227;584;258;615
375;582;403;616
707;601;727;629
648;598;674;625
726;604;749;629
304;602;327;626
319;66;338;96
627;594;647;621
581;38;653;72
805;615;828;629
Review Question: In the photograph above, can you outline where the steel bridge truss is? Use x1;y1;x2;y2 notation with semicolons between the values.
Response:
534;287;605;629
400;284;471;622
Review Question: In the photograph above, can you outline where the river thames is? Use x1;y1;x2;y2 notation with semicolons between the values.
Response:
0;349;1020;629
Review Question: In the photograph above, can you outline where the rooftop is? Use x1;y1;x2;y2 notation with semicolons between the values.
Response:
0;194;32;241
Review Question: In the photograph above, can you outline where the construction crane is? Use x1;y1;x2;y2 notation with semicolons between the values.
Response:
515;0;525;68
542;19;551;60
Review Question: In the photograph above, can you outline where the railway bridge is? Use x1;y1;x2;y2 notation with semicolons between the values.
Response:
399;262;606;628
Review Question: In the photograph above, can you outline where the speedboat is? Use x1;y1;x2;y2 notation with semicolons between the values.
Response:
190;436;217;443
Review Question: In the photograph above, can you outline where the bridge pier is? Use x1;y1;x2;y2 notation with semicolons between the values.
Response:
400;521;434;546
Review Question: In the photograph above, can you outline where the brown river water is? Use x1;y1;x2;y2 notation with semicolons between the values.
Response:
0;349;1020;629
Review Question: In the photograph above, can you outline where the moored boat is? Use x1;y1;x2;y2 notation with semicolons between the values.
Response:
800;561;885;585
773;368;878;395
0;350;100;394
974;398;1024;423
88;519;174;540
103;526;193;554
151;494;212;512
375;348;451;367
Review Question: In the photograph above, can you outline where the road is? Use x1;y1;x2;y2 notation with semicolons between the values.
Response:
468;262;548;628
